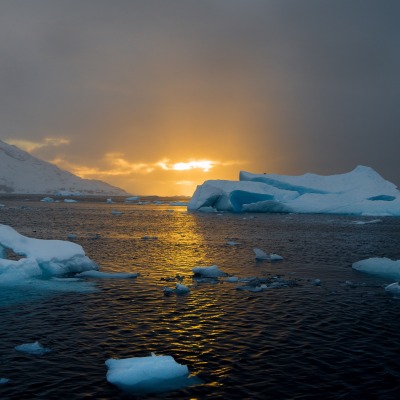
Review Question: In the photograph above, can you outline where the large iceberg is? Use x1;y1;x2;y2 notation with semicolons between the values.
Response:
188;166;400;215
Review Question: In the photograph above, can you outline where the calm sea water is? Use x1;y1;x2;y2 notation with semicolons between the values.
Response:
1;197;400;399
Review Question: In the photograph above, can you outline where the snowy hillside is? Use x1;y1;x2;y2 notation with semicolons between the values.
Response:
0;140;129;195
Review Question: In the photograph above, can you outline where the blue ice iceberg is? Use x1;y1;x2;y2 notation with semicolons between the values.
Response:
188;166;400;215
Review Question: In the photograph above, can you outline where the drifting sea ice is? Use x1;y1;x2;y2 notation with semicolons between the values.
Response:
352;258;400;281
385;282;400;297
253;248;283;261
105;353;202;394
15;341;51;355
0;378;9;385
76;270;139;279
192;265;226;278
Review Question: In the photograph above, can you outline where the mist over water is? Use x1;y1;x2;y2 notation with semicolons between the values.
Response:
1;197;400;399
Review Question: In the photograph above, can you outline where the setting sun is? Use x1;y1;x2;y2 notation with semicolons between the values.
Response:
171;160;214;172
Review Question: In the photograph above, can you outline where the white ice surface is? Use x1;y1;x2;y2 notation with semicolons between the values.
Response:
105;353;201;394
352;258;400;281
76;270;138;279
188;166;400;215
192;265;226;277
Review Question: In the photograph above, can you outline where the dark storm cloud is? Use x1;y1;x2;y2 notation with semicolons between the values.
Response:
0;0;399;191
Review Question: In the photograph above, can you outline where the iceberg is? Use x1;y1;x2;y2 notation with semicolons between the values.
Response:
352;258;400;281
105;353;202;394
188;166;400;215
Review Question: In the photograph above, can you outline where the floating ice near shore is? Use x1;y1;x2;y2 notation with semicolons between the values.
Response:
76;270;138;279
105;353;202;394
352;258;400;280
188;166;400;215
15;341;51;355
192;265;226;277
253;248;283;261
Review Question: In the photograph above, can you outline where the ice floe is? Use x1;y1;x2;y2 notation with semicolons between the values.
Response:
188;166;400;215
385;282;400;298
105;352;202;394
352;258;400;281
192;265;226;278
0;378;10;385
76;270;139;279
15;341;51;355
253;248;283;261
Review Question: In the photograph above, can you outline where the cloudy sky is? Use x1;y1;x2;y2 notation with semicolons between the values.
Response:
1;0;399;195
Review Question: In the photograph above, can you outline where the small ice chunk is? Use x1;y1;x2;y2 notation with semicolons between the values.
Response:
76;271;139;279
64;199;78;203
111;209;123;215
175;283;190;295
312;279;321;286
67;233;77;240
15;341;51;355
0;378;9;385
192;265;225;277
106;198;114;204
253;248;283;261
385;282;400;297
105;353;201;394
226;241;240;246
225;276;239;283
352;258;400;280
40;197;54;203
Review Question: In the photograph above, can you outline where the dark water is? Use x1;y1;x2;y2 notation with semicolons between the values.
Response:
1;197;400;399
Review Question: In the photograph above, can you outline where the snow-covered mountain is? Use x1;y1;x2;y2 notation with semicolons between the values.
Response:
0;140;129;195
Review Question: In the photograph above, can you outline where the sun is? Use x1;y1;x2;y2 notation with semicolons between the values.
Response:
171;160;214;172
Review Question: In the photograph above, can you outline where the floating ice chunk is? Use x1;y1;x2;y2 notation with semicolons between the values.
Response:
253;248;283;261
192;265;225;277
111;209;123;215
64;199;78;203
106;198;114;204
0;224;97;275
225;276;239;283
385;282;400;297
141;236;158;240
0;378;9;385
105;353;202;394
15;341;51;355
76;270;139;279
352;258;400;281
226;241;240;246
175;283;190;295
67;233;77;240
40;197;54;202
312;279;321;286
352;219;382;225
125;196;139;202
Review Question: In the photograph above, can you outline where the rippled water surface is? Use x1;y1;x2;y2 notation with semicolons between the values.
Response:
1;196;400;399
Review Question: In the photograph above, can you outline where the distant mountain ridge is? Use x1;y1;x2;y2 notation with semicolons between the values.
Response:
0;140;129;195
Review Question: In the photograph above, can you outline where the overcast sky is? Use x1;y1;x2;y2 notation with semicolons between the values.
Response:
1;0;399;195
